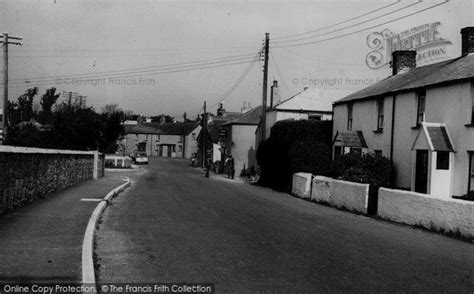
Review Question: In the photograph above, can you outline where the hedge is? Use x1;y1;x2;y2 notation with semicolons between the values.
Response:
257;119;333;191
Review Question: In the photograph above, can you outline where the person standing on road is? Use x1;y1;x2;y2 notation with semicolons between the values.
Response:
227;155;235;179
205;157;212;178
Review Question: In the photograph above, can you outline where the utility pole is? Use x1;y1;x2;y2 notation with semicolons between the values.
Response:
201;101;207;167
0;33;22;142
261;33;269;141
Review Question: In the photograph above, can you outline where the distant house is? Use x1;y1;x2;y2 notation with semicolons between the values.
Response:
221;106;262;176
256;81;352;144
123;122;201;159
196;103;242;167
332;27;474;199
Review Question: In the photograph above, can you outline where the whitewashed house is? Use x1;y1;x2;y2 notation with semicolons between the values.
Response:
332;27;474;199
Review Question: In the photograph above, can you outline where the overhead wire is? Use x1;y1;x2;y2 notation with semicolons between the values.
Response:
7;52;260;84
272;0;401;41
272;0;421;44
271;0;449;48
213;49;263;107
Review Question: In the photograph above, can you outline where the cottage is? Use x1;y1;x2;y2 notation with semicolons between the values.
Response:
332;27;474;199
222;105;262;176
123;122;201;159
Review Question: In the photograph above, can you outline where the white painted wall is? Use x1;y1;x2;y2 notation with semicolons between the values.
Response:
292;172;313;199
379;187;474;239
230;124;258;175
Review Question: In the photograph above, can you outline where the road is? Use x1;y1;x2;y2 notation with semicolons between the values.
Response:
96;158;473;293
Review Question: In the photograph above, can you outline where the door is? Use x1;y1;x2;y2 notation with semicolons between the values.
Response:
158;145;163;157
415;150;429;193
167;145;172;157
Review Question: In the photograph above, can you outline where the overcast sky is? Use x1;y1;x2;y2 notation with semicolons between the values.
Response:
1;0;473;119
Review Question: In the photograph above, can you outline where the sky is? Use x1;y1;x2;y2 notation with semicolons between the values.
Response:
1;0;473;120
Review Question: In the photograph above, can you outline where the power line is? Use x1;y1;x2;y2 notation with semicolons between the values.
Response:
273;0;421;44
272;0;449;48
7;52;259;84
272;0;401;40
269;52;290;97
7;59;258;88
213;50;262;106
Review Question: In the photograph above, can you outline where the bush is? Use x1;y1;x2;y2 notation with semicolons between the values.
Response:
257;119;333;191
331;152;393;189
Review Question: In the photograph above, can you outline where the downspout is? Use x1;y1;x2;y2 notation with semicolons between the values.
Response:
390;95;396;162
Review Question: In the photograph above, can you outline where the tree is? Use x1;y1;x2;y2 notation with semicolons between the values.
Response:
101;104;125;153
50;103;105;150
14;87;38;123
38;87;60;124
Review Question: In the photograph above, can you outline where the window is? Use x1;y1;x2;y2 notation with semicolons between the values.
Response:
192;133;196;140
156;135;160;142
309;114;322;121
416;90;426;127
375;150;383;158
178;145;183;152
436;151;449;170
377;99;384;131
350;147;362;156
172;145;176;152
347;103;353;130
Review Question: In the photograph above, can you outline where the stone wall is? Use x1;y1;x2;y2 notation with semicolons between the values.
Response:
0;146;103;215
291;172;313;199
311;176;369;214
379;188;474;239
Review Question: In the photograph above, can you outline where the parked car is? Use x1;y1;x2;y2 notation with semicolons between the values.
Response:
132;151;149;165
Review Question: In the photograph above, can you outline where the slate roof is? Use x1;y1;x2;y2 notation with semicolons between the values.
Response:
333;131;368;148
124;122;199;135
223;106;262;126
426;126;453;151
412;122;455;152
334;53;474;105
274;88;354;112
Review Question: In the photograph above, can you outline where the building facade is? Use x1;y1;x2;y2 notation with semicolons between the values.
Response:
123;122;201;159
332;27;474;199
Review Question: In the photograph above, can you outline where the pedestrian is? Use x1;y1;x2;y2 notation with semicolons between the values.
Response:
205;157;211;178
227;155;235;179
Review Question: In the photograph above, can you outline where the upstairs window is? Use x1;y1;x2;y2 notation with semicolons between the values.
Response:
416;90;426;127
377;99;384;131
347;103;353;131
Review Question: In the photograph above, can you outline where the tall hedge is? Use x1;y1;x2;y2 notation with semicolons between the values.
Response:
257;119;333;191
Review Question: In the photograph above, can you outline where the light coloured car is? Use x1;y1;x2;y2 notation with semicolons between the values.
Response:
133;151;149;165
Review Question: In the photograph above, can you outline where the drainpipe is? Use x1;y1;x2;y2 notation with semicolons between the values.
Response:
390;95;396;162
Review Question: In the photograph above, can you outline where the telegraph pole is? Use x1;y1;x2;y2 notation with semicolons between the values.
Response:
0;33;22;142
201;101;207;167
261;33;269;141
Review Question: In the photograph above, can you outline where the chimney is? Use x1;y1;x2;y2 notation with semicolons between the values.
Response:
270;80;279;108
391;50;416;75
217;103;225;116
461;27;474;56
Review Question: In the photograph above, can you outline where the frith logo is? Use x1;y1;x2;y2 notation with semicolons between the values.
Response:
366;22;452;69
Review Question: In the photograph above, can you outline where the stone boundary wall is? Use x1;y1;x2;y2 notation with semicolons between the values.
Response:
291;173;313;199
0;146;103;215
311;176;369;214
379;188;474;239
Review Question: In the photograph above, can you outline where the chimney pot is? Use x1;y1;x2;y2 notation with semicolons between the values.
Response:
461;27;474;56
392;50;416;75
